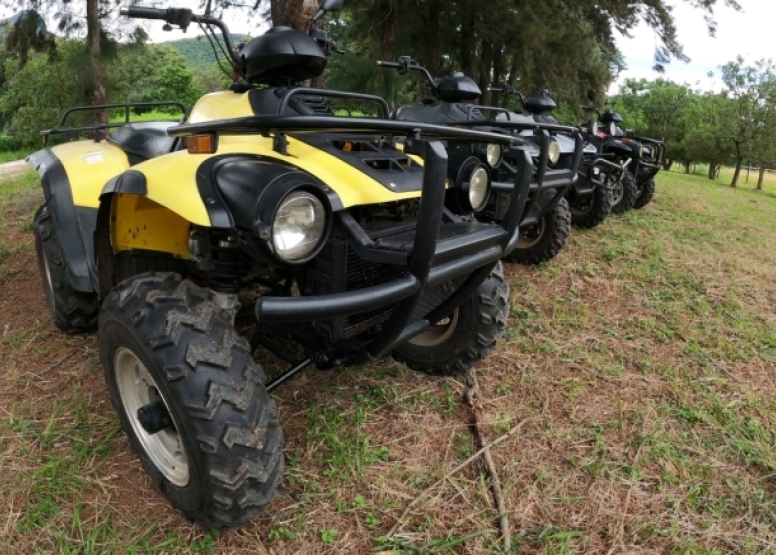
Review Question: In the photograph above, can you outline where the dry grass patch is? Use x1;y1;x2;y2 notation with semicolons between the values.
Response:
0;169;775;553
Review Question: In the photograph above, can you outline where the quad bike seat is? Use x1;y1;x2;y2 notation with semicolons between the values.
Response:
107;122;178;163
394;102;484;124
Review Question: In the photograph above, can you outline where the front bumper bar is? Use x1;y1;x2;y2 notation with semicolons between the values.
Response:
493;130;584;228
572;156;627;196
255;141;533;357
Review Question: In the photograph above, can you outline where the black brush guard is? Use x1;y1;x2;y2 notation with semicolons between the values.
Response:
574;156;627;196
168;111;532;358
625;135;666;182
457;116;584;227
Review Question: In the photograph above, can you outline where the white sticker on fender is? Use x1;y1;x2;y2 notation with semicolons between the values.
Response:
82;151;104;165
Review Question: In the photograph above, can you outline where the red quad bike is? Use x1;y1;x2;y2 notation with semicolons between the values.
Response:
581;90;666;213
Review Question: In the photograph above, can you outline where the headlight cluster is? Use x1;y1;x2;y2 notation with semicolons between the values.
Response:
548;139;561;166
271;190;328;262
485;144;503;168
469;166;489;210
449;157;492;213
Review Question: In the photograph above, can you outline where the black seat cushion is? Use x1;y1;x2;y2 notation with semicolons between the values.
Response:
107;122;177;161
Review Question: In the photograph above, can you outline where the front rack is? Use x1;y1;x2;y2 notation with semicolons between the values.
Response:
168;114;529;156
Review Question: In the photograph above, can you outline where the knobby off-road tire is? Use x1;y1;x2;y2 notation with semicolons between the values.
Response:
392;262;509;376
504;197;571;265
569;184;613;229
633;177;656;209
611;172;638;214
99;272;284;529
33;204;99;332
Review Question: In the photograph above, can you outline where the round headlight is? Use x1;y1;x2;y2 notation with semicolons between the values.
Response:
469;165;490;211
272;191;327;262
548;140;561;166
486;144;503;168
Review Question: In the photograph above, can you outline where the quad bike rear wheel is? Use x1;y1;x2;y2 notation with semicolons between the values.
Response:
633;177;656;209
569;181;613;229
610;172;637;214
392;262;509;376
99;272;284;529
33;205;99;332
504;198;571;265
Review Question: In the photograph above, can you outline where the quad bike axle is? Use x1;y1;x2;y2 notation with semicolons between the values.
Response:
137;399;173;435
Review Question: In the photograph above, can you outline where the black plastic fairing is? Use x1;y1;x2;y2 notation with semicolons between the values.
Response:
239;26;328;84
100;170;148;197
434;73;481;102
291;133;425;193
27;148;97;293
524;93;556;114
600;111;624;124
195;154;344;228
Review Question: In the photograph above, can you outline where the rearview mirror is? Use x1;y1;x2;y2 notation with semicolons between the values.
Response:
321;0;344;10
312;0;344;22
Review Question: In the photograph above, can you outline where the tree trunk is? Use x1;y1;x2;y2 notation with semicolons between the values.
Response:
502;55;518;109
478;37;493;106
86;0;107;125
379;0;394;62
459;8;474;79
271;0;308;29
707;163;716;180
731;157;742;188
271;0;324;87
423;0;441;78
758;164;766;190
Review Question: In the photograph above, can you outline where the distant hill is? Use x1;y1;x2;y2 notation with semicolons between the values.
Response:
162;34;249;69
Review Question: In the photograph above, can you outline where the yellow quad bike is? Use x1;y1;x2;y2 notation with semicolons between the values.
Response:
27;1;534;528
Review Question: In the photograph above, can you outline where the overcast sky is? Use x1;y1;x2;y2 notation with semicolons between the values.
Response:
152;0;768;93
1;0;768;94
613;0;771;92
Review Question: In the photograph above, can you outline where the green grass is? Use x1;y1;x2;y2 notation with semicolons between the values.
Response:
682;163;776;194
0;170;39;200
0;148;33;164
108;108;184;124
1;168;776;553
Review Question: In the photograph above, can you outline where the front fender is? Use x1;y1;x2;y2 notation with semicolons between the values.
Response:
27;143;132;293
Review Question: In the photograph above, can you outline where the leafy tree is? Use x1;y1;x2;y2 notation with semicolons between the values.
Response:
684;92;735;180
612;79;694;170
717;58;776;187
0;0;139;123
0;40;95;144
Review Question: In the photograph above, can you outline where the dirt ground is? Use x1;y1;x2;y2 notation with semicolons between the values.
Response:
1;171;776;554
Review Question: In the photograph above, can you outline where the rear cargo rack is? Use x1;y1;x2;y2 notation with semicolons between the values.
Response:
40;101;186;142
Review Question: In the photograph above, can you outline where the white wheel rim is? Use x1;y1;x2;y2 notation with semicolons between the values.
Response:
114;347;190;486
518;218;547;249
409;309;459;347
42;249;53;293
611;181;624;206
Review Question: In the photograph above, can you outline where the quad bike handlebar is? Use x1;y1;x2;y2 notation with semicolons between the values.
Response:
121;5;240;65
377;57;438;96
